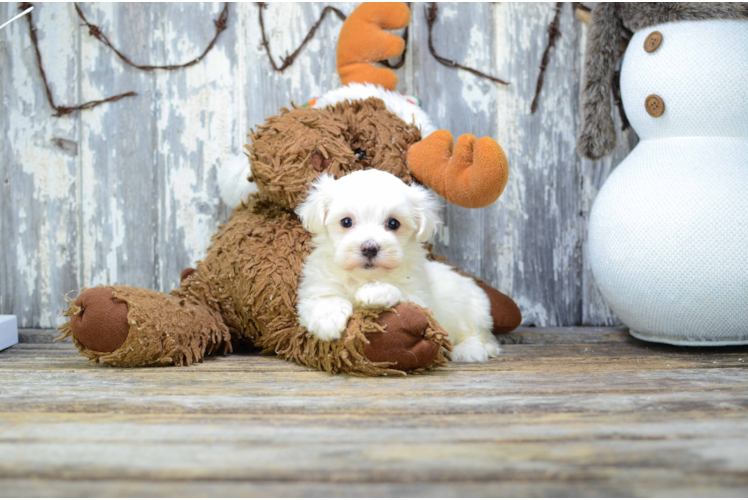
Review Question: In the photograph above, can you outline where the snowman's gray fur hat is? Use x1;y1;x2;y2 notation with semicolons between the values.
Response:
578;3;748;160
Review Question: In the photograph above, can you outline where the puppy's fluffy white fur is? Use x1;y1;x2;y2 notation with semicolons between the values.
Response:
295;170;499;363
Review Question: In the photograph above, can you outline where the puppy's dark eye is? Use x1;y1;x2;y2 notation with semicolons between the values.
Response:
353;148;366;160
341;217;353;228
386;218;400;230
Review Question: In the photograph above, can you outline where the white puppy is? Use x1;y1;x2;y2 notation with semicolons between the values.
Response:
294;170;500;363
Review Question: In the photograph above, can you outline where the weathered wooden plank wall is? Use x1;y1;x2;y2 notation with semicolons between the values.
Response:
0;2;637;329
1;2;81;329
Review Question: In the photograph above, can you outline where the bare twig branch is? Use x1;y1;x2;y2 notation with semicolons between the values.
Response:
257;2;345;72
74;2;230;71
425;3;509;85
531;2;563;114
20;2;136;117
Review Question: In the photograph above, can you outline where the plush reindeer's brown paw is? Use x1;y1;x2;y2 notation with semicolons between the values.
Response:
475;282;522;335
60;286;232;367
365;303;442;371
68;287;130;353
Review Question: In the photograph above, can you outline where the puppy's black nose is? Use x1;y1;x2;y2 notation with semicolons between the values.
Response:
361;241;379;259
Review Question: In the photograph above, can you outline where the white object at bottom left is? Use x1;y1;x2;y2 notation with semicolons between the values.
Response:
0;315;18;351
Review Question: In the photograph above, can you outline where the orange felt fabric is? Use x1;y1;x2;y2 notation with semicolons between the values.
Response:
337;2;410;90
407;130;509;208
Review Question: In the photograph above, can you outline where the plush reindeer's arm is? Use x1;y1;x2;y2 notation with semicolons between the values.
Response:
577;3;622;160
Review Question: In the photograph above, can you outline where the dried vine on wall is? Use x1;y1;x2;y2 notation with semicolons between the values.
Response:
24;2;635;121
531;2;630;130
530;2;562;114
20;2;135;117
74;2;230;71
425;3;509;85
20;2;230;117
257;2;346;72
23;2;508;118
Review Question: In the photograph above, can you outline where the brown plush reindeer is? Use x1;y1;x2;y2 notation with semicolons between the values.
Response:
59;2;521;375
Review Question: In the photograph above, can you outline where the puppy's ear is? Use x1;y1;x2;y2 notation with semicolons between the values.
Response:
296;174;336;234
409;184;443;242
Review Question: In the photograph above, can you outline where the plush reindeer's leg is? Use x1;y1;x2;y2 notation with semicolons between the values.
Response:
259;302;450;376
474;282;522;335
59;286;231;367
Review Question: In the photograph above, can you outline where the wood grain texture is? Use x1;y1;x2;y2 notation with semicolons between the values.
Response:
2;479;747;498
0;3;81;328
1;327;747;497
76;3;243;294
79;2;159;292
0;3;636;328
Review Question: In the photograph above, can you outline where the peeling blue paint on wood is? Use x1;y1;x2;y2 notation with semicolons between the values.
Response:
0;3;635;328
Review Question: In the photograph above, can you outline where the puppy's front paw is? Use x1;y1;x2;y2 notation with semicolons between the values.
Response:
300;298;353;342
355;282;403;309
450;336;500;363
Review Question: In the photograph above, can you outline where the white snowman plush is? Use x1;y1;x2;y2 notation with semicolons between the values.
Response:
578;3;748;345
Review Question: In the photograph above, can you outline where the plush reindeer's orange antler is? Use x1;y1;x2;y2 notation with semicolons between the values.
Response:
337;2;410;90
407;131;508;209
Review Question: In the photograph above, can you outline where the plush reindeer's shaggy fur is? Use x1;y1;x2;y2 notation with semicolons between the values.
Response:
59;0;523;374
578;3;748;160
61;99;455;375
58;286;232;367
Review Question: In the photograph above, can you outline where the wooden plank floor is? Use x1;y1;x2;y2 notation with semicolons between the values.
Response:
1;328;747;497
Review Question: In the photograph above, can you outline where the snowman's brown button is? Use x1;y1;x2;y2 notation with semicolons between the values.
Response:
645;94;665;117
644;31;663;52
